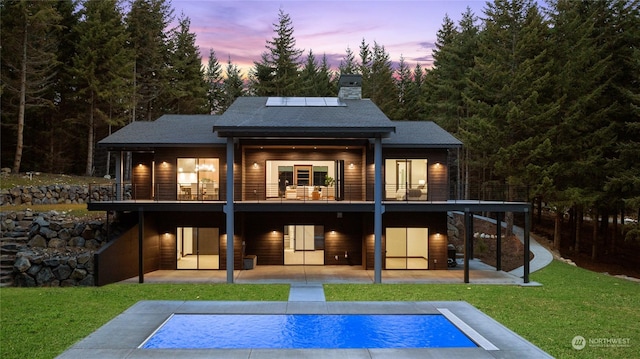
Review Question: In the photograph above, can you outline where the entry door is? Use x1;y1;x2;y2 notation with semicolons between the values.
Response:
385;228;428;269
177;227;219;269
284;225;325;265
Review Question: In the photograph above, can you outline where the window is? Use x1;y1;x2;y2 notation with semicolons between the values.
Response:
385;227;429;269
385;159;427;200
177;158;219;200
284;225;324;265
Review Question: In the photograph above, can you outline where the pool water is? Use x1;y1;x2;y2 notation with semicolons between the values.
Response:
141;314;478;349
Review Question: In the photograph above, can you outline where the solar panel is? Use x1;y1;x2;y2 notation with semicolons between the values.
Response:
265;97;346;107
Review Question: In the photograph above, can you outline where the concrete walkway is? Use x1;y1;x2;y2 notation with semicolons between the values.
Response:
288;283;325;301
472;215;554;277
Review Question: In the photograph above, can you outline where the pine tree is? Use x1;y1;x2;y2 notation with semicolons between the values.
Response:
205;49;224;114
221;56;244;112
299;50;321;96
394;55;412;120
403;63;425;121
72;0;133;176
0;0;62;173
250;9;302;96
338;46;358;75
358;39;372;98
317;54;335;96
127;0;173;121
368;42;398;118
165;14;208;114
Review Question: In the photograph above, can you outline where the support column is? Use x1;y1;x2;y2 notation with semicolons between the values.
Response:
496;212;502;271
524;207;530;283
138;207;144;284
115;152;123;200
373;137;384;284
464;209;471;283
225;137;235;284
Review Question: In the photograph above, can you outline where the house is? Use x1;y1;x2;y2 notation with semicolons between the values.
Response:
89;75;532;285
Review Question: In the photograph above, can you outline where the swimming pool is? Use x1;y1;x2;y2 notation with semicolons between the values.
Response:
141;313;478;349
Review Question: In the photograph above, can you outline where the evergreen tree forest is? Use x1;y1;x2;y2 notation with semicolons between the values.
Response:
1;1;639;253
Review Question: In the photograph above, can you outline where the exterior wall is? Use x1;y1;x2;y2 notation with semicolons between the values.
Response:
153;147;227;201
379;148;451;201
242;146;365;201
131;153;154;199
94;213;160;285
364;212;448;270
242;212;364;266
153;212;227;269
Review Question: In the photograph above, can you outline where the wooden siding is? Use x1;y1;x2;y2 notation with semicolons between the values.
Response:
242;212;364;266
242;147;364;201
154;212;226;269
382;149;451;201
131;153;153;199
153;147;227;201
363;212;448;270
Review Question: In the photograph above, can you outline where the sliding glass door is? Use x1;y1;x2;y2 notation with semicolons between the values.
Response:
283;225;325;265
177;227;219;269
385;228;428;269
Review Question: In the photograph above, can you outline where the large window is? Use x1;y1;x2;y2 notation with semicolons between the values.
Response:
385;159;427;200
177;158;219;200
266;160;335;199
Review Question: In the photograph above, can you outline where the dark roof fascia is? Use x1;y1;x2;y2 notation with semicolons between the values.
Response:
381;143;463;149
98;143;225;151
215;126;395;139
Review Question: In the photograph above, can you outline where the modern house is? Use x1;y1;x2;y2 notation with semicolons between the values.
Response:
89;75;532;286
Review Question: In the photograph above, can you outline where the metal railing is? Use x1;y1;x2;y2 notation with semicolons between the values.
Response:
89;181;529;204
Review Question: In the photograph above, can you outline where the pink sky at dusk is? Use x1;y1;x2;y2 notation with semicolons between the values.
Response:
171;0;488;76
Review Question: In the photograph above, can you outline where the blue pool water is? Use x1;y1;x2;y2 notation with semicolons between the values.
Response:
142;314;478;349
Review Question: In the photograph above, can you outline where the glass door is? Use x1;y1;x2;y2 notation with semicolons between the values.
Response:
177;227;219;269
385;227;428;269
284;225;324;265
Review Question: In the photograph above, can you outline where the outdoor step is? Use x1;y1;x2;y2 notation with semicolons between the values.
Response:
0;247;19;255
0;274;14;283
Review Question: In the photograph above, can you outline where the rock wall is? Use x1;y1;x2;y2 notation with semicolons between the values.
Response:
0;184;130;206
1;210;110;287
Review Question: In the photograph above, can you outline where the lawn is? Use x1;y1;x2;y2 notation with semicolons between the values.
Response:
326;260;640;359
1;261;638;359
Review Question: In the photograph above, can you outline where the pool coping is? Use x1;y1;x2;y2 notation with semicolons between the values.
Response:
56;300;553;359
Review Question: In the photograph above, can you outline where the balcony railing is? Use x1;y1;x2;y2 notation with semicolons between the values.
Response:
89;182;530;204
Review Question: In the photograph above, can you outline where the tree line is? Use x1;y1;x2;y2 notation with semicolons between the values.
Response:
2;0;639;252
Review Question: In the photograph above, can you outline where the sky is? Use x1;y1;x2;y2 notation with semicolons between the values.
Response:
171;0;489;76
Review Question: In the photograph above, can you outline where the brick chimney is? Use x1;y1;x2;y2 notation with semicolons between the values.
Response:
338;74;362;100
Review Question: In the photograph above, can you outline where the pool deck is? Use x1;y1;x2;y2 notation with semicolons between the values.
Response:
56;300;552;359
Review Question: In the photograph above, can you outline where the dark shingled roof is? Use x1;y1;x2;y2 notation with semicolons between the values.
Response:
385;121;462;148
98;115;224;149
213;97;395;138
97;99;462;150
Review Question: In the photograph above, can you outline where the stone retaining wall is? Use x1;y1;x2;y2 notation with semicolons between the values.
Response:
1;184;131;206
1;210;110;287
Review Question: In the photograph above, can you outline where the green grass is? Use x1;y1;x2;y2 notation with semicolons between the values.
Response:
0;284;288;359
325;261;640;358
1;261;639;359
1;173;110;190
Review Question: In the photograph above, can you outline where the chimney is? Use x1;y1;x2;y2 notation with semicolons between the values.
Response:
338;74;362;100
